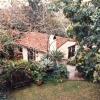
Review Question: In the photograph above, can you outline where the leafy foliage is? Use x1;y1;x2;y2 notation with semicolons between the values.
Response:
0;29;15;59
76;53;95;80
0;59;68;87
51;0;100;46
1;60;30;80
62;0;100;47
93;64;100;83
27;0;67;35
76;49;100;81
44;63;68;84
9;19;28;32
0;29;13;45
92;0;100;7
41;50;68;83
48;50;64;62
54;0;100;83
52;64;68;79
29;61;46;85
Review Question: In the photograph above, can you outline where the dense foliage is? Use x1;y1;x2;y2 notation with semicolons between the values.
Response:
54;0;100;82
94;64;100;83
63;0;100;47
48;50;64;63
9;19;28;32
76;48;100;82
76;50;95;81
0;29;14;59
0;58;68;88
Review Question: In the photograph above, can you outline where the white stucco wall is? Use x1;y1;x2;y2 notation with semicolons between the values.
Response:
75;45;79;55
22;47;28;61
22;47;44;62
49;35;56;52
58;41;76;59
36;52;44;61
82;0;91;2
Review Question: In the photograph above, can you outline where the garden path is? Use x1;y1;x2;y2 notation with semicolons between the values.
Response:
67;65;84;80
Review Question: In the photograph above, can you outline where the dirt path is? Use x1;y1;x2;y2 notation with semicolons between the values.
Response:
67;65;84;80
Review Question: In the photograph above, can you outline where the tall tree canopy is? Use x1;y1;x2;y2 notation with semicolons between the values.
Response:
26;0;67;35
51;0;100;48
60;0;100;82
62;0;100;49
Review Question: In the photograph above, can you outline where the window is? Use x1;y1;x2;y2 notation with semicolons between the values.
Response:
28;49;38;61
68;45;75;58
28;49;33;60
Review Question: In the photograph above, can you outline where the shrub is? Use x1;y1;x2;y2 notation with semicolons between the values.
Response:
41;56;54;70
76;50;100;82
0;59;69;87
49;50;64;63
67;57;76;66
29;61;47;85
9;19;28;32
41;51;68;83
0;60;32;88
76;51;93;80
53;64;68;79
93;64;100;83
44;64;69;83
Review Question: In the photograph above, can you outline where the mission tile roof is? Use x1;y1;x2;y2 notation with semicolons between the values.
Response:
16;32;68;53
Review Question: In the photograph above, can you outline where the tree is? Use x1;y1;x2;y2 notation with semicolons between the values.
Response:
92;0;100;7
62;0;100;48
53;0;100;82
49;0;100;45
0;29;14;59
9;19;28;32
26;0;67;35
0;0;66;35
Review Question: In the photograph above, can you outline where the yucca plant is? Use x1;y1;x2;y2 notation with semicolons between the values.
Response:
49;50;64;66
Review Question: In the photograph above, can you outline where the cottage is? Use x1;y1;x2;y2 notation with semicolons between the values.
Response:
15;32;78;61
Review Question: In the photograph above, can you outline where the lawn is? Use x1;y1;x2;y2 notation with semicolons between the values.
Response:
8;81;100;100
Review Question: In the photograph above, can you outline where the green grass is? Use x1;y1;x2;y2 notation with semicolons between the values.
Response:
8;81;100;100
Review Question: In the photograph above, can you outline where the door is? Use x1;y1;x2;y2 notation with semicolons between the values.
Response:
68;45;75;58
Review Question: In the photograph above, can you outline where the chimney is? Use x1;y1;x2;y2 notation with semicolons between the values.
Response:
49;34;56;52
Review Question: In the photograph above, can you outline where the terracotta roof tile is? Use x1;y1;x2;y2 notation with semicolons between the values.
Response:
16;32;68;53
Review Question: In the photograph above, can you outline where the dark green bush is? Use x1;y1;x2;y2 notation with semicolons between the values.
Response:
29;61;47;85
0;60;32;88
44;64;68;83
76;50;100;82
0;59;69;87
67;57;76;66
53;64;68;79
93;64;100;83
40;50;68;83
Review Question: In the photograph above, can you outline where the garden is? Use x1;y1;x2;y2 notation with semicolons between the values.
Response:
0;49;100;100
0;50;68;89
0;0;100;100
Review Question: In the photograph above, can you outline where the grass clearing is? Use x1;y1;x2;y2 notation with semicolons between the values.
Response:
8;81;100;100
